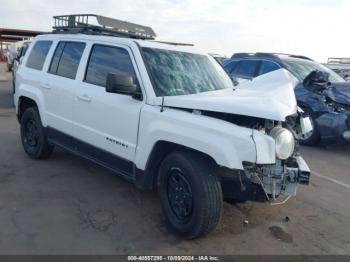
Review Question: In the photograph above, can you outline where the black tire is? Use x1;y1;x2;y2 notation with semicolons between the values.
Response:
20;107;54;159
299;107;320;146
158;151;223;239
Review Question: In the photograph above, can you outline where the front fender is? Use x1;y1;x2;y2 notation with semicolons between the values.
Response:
135;106;276;170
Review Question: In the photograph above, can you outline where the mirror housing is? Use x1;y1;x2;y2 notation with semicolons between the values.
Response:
106;73;142;100
303;70;330;92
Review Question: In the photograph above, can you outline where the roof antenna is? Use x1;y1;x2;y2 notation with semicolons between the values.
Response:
160;96;165;112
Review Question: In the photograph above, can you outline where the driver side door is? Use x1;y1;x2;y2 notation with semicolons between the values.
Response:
73;43;144;177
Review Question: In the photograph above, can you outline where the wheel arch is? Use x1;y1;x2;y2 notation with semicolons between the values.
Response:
135;140;217;190
17;96;43;124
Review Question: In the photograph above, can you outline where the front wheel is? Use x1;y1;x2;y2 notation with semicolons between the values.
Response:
158;151;223;239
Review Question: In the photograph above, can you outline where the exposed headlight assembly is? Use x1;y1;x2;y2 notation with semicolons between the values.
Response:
270;127;295;160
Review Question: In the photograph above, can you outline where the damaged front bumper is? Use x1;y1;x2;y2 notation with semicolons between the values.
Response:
221;156;311;203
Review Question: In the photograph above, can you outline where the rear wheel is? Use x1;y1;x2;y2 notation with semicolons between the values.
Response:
299;107;320;146
158;151;223;239
20;107;54;159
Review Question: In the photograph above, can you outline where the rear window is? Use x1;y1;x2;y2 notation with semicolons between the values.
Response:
26;41;52;70
258;61;280;76
234;60;259;77
49;42;86;79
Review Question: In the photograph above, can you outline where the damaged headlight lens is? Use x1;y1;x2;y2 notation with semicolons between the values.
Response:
270;127;295;160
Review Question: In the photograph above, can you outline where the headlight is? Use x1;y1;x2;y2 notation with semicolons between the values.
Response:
270;127;295;160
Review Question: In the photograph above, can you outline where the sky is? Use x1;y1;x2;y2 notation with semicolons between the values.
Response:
0;0;349;62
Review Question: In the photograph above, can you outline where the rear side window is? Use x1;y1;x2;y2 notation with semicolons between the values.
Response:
49;42;86;79
258;61;280;76
26;41;52;70
233;60;259;77
85;45;137;87
224;60;239;73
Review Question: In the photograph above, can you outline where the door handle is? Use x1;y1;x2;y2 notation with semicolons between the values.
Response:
41;83;51;89
77;94;91;102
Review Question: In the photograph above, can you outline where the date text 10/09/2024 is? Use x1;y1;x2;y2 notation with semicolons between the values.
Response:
127;256;220;261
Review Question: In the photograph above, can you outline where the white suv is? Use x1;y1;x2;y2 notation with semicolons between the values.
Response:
14;15;311;239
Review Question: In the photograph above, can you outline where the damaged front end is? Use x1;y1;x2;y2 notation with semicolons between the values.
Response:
221;154;311;204
241;156;310;202
220;113;311;204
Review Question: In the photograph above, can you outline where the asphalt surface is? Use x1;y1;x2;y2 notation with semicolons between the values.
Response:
0;64;350;254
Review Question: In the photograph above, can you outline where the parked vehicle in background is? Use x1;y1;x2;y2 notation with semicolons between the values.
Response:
5;40;31;72
209;53;228;65
14;15;311;239
325;58;350;81
223;53;350;145
0;49;8;62
12;41;31;93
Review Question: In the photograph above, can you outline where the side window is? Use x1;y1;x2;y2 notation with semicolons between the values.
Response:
49;42;86;79
233;60;259;77
85;45;138;87
26;40;52;70
258;61;280;76
223;60;239;74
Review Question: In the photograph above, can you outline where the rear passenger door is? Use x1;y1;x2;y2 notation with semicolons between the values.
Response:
44;41;86;144
72;43;144;176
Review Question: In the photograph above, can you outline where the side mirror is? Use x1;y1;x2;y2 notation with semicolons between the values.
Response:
344;75;350;81
303;70;330;91
106;73;142;100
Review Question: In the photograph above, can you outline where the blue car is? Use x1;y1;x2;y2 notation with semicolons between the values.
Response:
223;53;350;145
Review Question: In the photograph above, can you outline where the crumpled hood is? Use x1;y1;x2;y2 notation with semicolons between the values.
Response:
324;82;350;105
154;69;298;121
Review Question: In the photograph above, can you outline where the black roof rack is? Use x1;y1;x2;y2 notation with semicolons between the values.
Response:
231;52;313;61
52;14;156;40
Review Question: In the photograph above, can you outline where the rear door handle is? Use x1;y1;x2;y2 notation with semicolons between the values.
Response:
77;94;91;102
41;83;51;89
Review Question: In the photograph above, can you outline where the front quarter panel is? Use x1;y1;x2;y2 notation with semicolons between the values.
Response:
135;105;276;171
